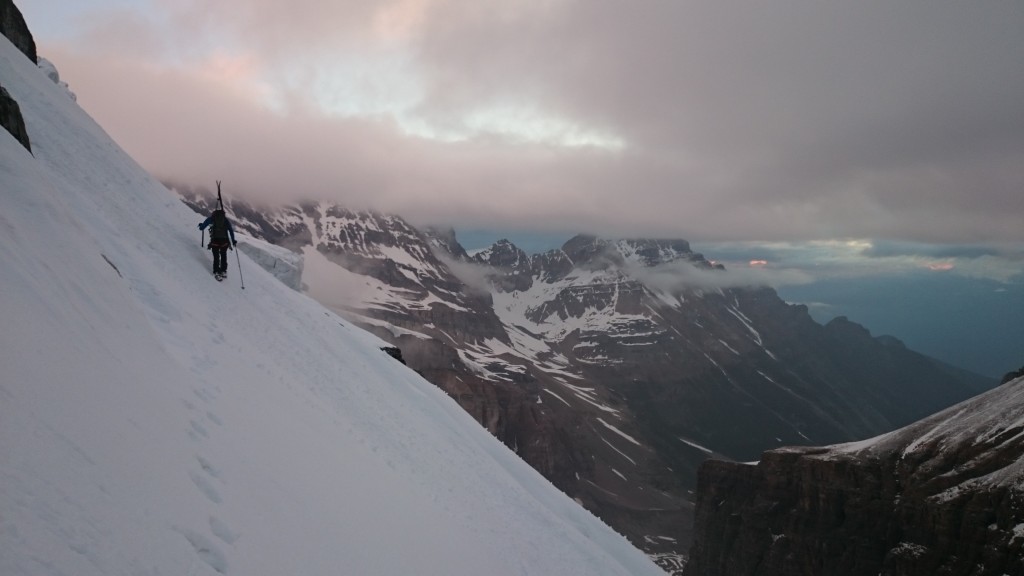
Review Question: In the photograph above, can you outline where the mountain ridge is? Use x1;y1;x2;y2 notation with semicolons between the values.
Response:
684;374;1024;576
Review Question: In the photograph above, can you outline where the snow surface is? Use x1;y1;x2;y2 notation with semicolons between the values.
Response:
678;438;715;455
0;36;662;576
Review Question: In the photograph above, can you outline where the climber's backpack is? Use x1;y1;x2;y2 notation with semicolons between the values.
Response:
209;209;229;242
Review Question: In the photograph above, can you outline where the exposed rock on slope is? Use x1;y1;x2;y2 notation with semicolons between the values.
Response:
0;83;28;150
0;0;35;64
684;376;1024;576
0;2;32;150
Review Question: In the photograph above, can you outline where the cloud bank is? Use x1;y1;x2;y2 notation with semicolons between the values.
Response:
25;0;1024;246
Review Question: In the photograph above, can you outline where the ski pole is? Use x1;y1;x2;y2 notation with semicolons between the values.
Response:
201;228;205;247
235;244;245;290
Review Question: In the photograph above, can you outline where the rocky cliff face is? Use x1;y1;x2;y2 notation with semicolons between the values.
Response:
1;0;36;64
176;190;994;572
0;84;28;150
684;376;1024;576
0;1;32;151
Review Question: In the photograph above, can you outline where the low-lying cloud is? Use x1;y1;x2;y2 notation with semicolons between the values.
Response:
698;239;1024;284
434;251;496;295
629;260;816;293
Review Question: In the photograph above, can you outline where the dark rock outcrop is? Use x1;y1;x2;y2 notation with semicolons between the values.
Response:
1;0;36;63
380;346;406;364
472;239;534;292
0;84;29;151
685;377;1024;576
1003;365;1024;384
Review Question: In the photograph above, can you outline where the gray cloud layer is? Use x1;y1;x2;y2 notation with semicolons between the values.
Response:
28;0;1024;244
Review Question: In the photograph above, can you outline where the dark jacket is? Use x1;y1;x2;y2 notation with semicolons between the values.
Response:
198;212;237;245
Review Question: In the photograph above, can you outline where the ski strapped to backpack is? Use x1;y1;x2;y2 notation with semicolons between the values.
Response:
209;181;229;242
216;180;224;209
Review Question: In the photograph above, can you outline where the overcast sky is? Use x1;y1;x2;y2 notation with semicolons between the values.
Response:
21;0;1024;243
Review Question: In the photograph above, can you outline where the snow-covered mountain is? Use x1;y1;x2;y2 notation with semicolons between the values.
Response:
684;373;1024;576
174;194;994;570
0;20;666;576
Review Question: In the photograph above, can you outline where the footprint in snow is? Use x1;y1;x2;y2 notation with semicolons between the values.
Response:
209;516;239;545
189;470;222;504
196;455;221;479
188;419;209;441
192;387;215;404
179;528;229;574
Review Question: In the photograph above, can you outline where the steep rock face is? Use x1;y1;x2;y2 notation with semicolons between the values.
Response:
472;239;534;292
532;248;573;282
0;0;34;149
0;84;28;150
0;0;35;64
174;190;994;572
684;376;1024;576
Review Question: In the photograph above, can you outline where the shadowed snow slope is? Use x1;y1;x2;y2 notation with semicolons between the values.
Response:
0;35;662;576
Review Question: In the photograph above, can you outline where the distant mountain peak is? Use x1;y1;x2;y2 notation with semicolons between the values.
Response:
616;238;694;266
558;234;710;273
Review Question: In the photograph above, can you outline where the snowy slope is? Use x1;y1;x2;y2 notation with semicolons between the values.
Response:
830;374;1024;492
0;35;662;576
